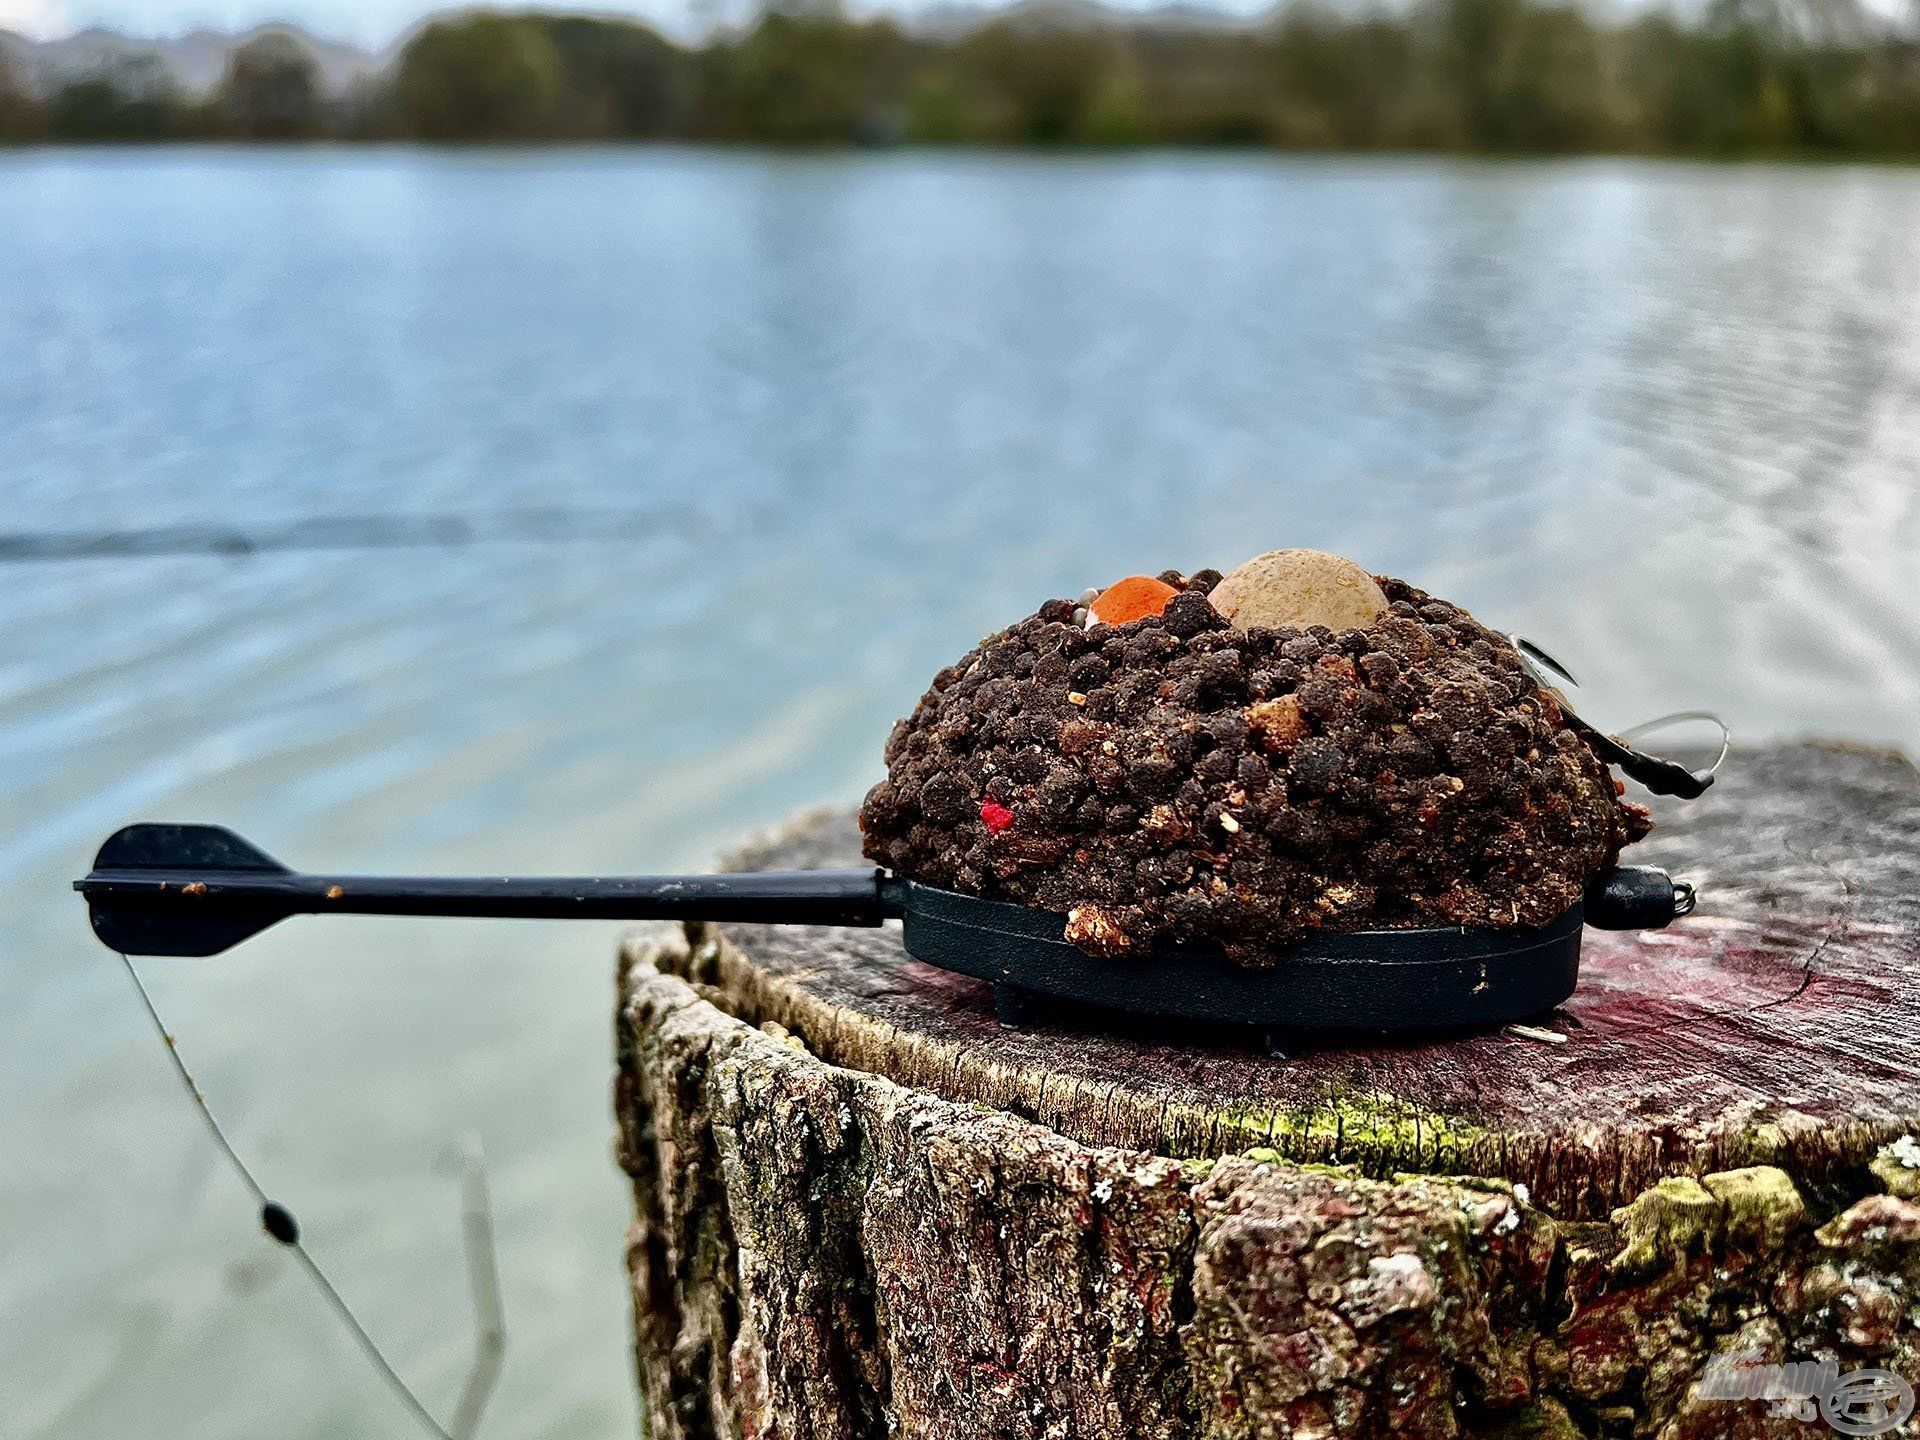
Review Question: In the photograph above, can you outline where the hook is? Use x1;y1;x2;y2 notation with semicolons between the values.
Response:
1509;635;1729;799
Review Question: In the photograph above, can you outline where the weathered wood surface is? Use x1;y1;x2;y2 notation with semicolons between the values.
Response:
614;740;1920;1439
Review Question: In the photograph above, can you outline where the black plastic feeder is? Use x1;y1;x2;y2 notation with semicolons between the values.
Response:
76;822;1691;1034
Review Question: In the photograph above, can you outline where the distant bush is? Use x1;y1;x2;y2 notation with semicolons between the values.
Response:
46;57;188;142
696;13;915;142
0;49;45;140
545;15;697;137
394;14;566;139
217;30;324;139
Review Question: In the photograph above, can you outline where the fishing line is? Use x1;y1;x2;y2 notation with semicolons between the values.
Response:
111;946;503;1440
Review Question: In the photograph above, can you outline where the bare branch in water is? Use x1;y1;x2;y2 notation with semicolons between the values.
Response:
442;1137;509;1440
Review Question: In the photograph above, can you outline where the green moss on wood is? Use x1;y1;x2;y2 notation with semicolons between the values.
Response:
1475;1397;1583;1440
1870;1134;1920;1199
1700;1166;1807;1252
1216;1084;1492;1175
1609;1176;1720;1275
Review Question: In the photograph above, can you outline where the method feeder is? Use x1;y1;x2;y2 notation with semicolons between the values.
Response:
76;818;1695;1034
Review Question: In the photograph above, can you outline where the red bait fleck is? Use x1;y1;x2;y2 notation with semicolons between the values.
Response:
980;800;1015;834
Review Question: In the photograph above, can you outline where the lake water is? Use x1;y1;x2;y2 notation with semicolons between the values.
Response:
3;148;1918;1439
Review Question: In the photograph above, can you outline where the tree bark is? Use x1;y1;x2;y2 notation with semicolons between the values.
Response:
614;740;1920;1439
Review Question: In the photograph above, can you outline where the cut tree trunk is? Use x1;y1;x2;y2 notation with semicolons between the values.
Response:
613;740;1920;1440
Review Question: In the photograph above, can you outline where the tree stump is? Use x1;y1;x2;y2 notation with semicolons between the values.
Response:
613;741;1920;1439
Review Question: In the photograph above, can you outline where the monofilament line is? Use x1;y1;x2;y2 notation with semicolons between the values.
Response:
113;947;504;1439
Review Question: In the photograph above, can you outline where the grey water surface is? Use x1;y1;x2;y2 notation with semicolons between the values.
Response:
2;147;1917;1438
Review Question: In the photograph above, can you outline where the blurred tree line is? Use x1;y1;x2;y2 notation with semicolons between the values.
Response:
4;0;1920;154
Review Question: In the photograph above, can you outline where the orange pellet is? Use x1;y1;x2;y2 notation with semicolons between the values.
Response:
1089;575;1179;626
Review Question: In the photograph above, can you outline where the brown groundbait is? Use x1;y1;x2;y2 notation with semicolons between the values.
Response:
860;571;1650;965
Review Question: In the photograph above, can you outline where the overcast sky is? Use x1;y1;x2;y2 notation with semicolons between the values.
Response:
8;0;1906;50
3;0;597;43
0;0;1287;45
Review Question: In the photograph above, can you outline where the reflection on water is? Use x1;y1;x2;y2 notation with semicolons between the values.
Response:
2;148;1917;1439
